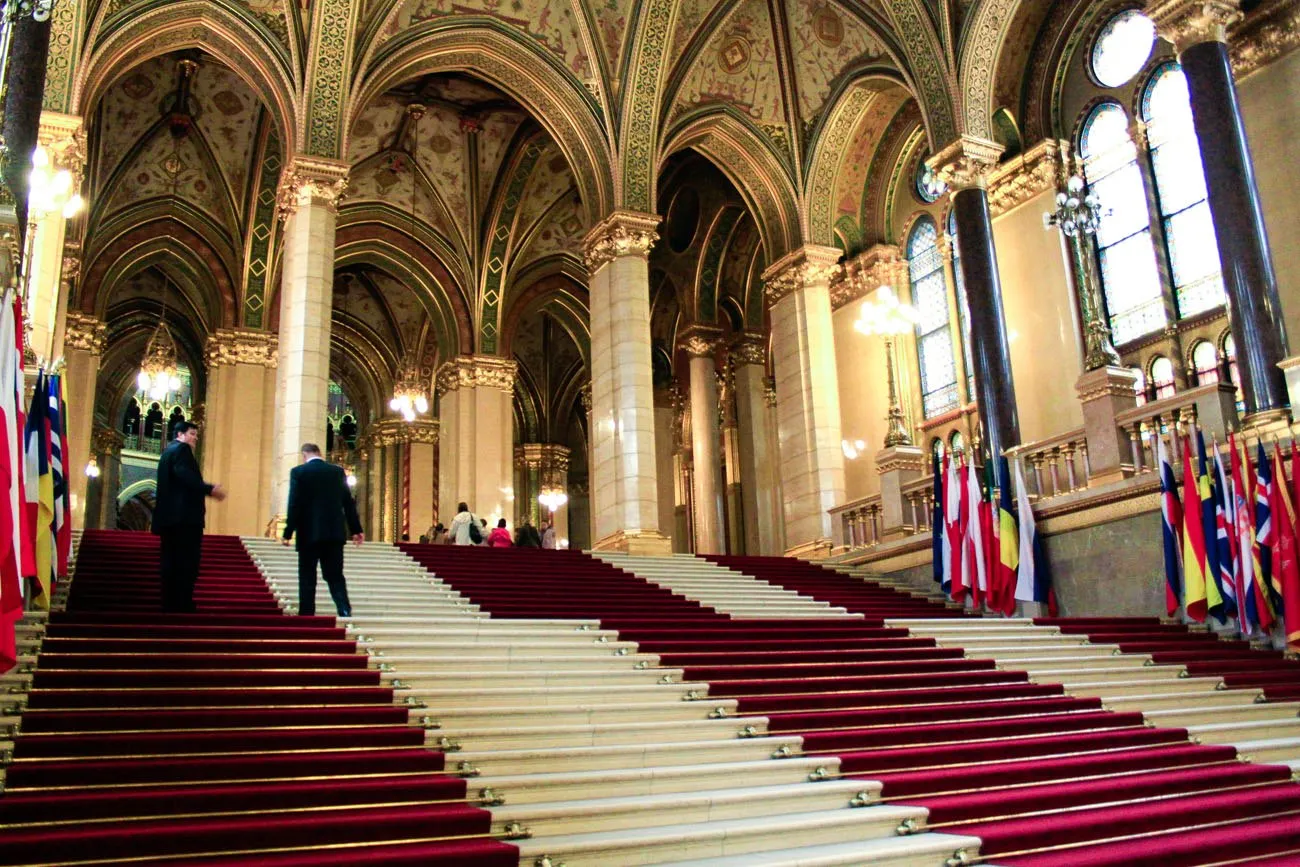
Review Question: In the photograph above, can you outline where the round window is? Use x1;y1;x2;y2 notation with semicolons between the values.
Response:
1091;10;1156;88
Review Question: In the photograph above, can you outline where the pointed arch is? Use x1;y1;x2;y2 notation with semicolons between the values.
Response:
957;0;1021;141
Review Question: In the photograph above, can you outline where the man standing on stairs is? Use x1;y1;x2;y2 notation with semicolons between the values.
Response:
281;443;364;617
153;421;226;613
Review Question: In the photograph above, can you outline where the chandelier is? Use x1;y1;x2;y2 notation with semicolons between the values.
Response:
389;359;428;422
538;487;568;512
138;276;181;399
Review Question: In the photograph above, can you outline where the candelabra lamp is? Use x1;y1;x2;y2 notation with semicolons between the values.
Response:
854;285;919;448
1045;174;1121;370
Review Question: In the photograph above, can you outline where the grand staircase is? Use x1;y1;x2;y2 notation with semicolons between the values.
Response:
6;532;1300;865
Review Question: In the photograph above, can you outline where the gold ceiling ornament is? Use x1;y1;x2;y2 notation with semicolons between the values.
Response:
582;210;660;271
927;135;1005;192
389;355;430;422
1146;0;1243;54
62;311;106;355
761;245;842;305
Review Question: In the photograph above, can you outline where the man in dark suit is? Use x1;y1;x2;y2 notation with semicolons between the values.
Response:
153;420;225;612
281;443;363;617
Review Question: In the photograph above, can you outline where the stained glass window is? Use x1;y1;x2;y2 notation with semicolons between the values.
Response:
1151;356;1176;400
1091;11;1156;88
1143;63;1225;319
948;211;976;402
909;217;958;418
1192;340;1220;385
1079;102;1165;345
915;156;946;204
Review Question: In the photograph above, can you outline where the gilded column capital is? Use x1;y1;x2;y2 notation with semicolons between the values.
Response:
91;426;125;456
837;244;905;309
579;381;593;413
679;325;725;359
1147;0;1242;53
582;210;660;271
276;155;350;221
928;135;1006;192
1231;2;1300;78
205;328;278;368
516;442;572;472
730;332;767;367
987;139;1069;217
38;111;86;188
366;417;424;447
761;245;842;305
62;311;106;355
405;419;439;444
435;354;518;394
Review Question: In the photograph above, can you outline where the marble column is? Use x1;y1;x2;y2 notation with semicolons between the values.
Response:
407;420;439;539
583;211;670;554
202;329;278;536
1148;0;1290;422
436;355;516;529
61;311;104;529
270;156;348;525
930;137;1020;487
88;427;124;531
540;443;573;544
652;386;678;546
761;246;846;557
732;335;783;555
681;326;725;554
27;112;83;365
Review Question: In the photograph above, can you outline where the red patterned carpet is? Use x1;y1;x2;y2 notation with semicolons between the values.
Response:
0;530;518;867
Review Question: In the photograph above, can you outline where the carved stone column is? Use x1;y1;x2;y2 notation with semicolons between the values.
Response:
1148;0;1290;424
406;420;439;539
365;418;420;541
518;443;572;545
1075;366;1139;485
87;427;125;531
731;334;783;555
62;311;103;529
681;326;725;554
203;329;278;536
436;355;516;529
271;156;348;524
28;112;84;364
930;136;1020;485
762;246;846;557
584;211;670;554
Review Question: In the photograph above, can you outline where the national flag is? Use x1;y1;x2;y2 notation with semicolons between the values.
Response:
932;449;945;588
943;455;963;599
22;370;55;608
1230;434;1260;635
1181;436;1212;622
1255;441;1279;629
981;457;999;612
49;374;71;576
1014;457;1057;615
0;290;24;672
996;455;1018;616
1195;429;1227;622
1270;445;1300;651
1212;439;1238;621
1157;433;1182;617
964;458;987;609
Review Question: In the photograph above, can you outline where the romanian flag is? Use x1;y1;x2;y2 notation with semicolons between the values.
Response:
996;455;1018;616
0;290;24;672
932;449;945;588
22;370;55;609
1195;430;1227;622
1270;446;1300;651
1157;433;1182;617
1181;436;1212;622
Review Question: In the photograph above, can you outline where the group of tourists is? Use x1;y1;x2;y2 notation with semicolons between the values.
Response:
425;504;557;549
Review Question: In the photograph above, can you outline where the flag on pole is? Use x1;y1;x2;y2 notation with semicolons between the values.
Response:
1013;457;1057;615
1212;439;1238;621
49;374;70;577
1195;429;1227;623
0;290;24;672
1181;436;1212;622
1230;434;1262;635
943;456;963;600
981;457;998;612
1257;441;1279;616
1157;432;1182;617
964;458;988;609
1270;445;1300;652
996;455;1019;616
23;370;55;609
932;449;945;588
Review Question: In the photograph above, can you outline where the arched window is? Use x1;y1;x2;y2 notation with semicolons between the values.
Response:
930;437;945;460
909;217;958;418
1143;62;1225;318
1131;366;1147;407
1191;340;1220;385
1223;334;1243;413
949;430;966;458
1150;356;1176;400
947;210;975;402
1079;102;1164;345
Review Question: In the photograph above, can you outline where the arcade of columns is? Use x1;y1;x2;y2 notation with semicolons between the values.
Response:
44;0;1300;557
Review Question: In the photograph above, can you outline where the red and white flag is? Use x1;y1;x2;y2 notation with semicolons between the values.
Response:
0;290;26;671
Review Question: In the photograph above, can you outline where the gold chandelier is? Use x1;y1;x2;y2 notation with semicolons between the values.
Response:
137;276;181;400
389;358;428;422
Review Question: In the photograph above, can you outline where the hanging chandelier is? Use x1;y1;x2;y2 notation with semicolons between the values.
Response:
389;359;429;422
538;487;568;512
138;276;181;400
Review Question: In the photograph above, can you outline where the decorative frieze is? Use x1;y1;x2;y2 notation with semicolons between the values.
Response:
205;329;278;368
679;325;724;359
730;333;767;367
62;311;105;355
276;155;350;221
435;355;517;394
515;442;571;477
987;139;1068;217
835;244;905;310
761;245;841;305
1147;0;1242;53
582;210;660;272
928;135;1005;192
1231;0;1300;78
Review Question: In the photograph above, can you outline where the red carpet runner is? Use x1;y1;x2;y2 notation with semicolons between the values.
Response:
403;544;1300;865
0;530;518;867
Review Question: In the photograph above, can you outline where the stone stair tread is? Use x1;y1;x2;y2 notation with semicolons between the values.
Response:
650;832;983;867
476;756;839;790
457;734;799;763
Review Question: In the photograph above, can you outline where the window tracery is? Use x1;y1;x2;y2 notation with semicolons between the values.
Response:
908;217;958;418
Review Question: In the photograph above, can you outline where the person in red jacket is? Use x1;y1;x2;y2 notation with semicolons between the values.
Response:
487;518;513;548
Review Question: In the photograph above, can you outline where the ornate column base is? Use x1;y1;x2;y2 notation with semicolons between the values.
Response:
875;445;925;541
593;529;673;556
1075;366;1138;486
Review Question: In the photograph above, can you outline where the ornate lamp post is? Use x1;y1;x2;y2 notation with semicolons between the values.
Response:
854;285;919;448
1045;173;1122;370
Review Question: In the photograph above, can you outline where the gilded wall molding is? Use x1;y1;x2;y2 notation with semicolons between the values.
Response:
582;210;660;272
1231;0;1300;78
435;354;518;394
1147;0;1243;53
761;245;842;305
834;244;905;310
730;333;767;367
205;329;278;368
987;139;1068;218
276;155;349;220
63;311;106;355
679;325;724;359
928;135;1005;192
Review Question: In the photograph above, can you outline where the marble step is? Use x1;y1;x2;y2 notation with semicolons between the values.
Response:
997;654;1153;671
345;624;618;642
382;667;687;689
510;803;928;867
1102;688;1264;712
456;734;802;775
419;698;739;729
436;716;768;751
490;779;876;837
1187;717;1300;745
967;643;1124;661
887;618;1037;628
476;756;840;806
376;652;663;672
1228;736;1300;764
934;635;1091;649
360;639;640;658
1144;701;1300;728
652;833;982;867
404;682;701;709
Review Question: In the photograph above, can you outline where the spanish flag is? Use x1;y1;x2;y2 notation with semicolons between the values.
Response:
1181;436;1212;622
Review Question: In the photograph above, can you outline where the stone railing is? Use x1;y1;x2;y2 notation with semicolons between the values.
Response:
1115;383;1238;475
1009;429;1089;501
901;474;936;535
830;494;883;549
